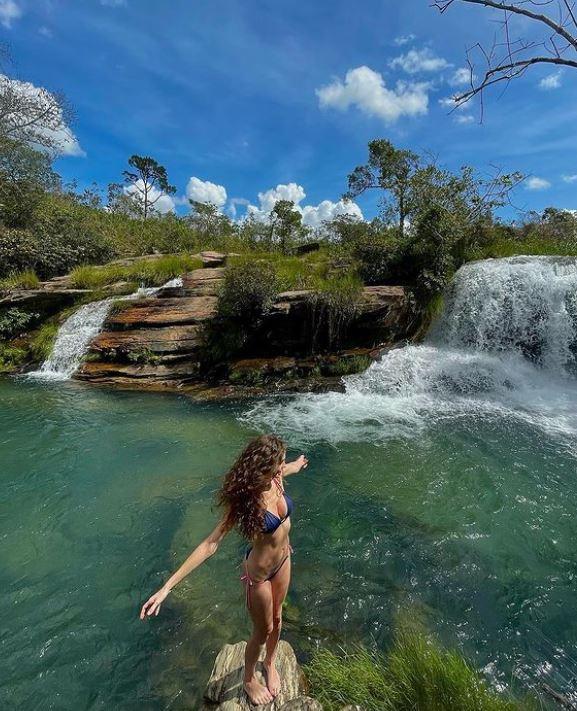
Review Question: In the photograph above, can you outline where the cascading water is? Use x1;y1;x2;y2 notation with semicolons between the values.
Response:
30;277;183;380
244;257;577;447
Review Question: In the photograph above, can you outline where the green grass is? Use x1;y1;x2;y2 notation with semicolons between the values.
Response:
322;354;372;376
28;322;59;363
472;236;577;260
228;250;334;291
70;254;202;289
0;343;27;373
306;630;529;711
0;269;41;291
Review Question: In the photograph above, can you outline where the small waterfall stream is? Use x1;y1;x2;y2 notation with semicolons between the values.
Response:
30;277;183;380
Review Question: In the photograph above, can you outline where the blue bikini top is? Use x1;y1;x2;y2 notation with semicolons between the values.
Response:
262;479;293;534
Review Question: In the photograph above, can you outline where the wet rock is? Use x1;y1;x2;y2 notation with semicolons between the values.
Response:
91;324;202;355
76;360;200;386
202;640;308;710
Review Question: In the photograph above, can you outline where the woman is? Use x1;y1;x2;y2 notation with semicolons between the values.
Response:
139;434;308;706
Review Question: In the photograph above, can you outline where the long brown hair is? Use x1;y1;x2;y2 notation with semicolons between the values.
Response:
217;434;286;540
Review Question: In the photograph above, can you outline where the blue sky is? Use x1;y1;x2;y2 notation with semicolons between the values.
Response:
2;0;577;223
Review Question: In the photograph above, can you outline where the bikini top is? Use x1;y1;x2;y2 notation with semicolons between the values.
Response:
262;477;293;534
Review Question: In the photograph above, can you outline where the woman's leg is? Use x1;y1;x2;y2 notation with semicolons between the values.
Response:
244;580;274;705
263;555;291;697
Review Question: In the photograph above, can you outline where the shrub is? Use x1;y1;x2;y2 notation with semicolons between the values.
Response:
322;354;372;376
306;630;527;711
70;254;200;289
0;308;38;338
0;343;27;373
307;275;363;352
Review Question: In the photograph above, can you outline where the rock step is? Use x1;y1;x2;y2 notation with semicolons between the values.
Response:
202;641;316;711
182;268;225;296
76;360;200;385
90;324;202;355
105;296;218;329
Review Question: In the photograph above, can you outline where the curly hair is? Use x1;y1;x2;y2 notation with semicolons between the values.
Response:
217;434;286;540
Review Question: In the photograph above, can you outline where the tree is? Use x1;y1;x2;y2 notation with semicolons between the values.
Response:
187;200;232;245
433;0;577;110
269;199;305;253
0;137;59;228
345;139;419;238
122;155;176;220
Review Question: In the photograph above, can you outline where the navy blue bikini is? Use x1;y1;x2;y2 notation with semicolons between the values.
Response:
241;477;293;608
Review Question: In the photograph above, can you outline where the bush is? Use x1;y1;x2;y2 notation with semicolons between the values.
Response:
70;254;201;289
28;322;59;363
0;343;27;373
0;308;38;338
306;630;527;711
307;274;363;351
217;260;279;322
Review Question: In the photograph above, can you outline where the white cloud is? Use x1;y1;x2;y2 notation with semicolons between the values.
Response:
455;114;475;125
0;0;21;28
449;67;474;87
245;182;363;227
228;197;250;218
526;176;551;191
562;174;577;183
539;71;562;90
316;65;429;123
185;176;227;207
0;75;84;156
389;48;451;74
124;180;175;214
394;34;416;46
301;199;363;228
38;26;53;38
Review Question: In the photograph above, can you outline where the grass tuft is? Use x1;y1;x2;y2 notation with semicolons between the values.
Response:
0;269;40;291
70;254;201;289
306;629;529;711
28;322;59;363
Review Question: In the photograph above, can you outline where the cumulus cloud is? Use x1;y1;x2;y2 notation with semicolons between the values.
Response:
316;66;429;123
301;199;363;228
539;71;562;90
449;67;475;87
186;176;227;207
526;176;551;191
562;174;577;183
0;0;21;28
394;33;416;46
245;182;362;227
389;48;451;74
124;180;175;214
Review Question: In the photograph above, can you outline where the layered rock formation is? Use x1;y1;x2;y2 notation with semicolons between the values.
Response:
76;265;415;396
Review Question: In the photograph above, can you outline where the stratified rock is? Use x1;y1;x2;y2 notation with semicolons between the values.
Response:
105;296;217;329
91;325;201;355
203;640;307;710
201;251;227;268
182;268;225;296
76;361;200;386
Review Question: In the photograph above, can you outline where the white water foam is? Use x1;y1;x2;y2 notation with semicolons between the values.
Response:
243;257;577;446
29;277;183;381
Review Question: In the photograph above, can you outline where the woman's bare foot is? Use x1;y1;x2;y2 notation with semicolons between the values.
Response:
263;661;281;697
244;677;273;706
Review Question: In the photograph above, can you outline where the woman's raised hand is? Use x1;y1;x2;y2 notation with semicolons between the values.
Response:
139;587;169;620
284;454;308;475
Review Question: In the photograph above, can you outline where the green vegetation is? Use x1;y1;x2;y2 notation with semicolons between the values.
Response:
69;254;201;289
0;269;41;291
28;322;59;363
0;343;27;373
0;308;38;338
126;348;162;365
322;354;372;376
306;629;528;711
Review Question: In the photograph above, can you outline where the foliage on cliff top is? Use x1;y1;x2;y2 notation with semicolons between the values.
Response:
69;254;202;289
306;628;529;711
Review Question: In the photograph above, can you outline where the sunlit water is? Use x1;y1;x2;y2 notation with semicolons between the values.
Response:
3;257;577;708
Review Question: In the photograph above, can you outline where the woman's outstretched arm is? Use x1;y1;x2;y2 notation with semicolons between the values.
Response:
139;517;229;619
282;454;308;477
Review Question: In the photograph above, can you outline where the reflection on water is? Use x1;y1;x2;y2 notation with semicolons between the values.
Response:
2;377;577;708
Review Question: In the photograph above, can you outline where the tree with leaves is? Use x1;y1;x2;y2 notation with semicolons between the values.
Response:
187;200;232;245
122;155;176;220
433;0;577;111
269;199;305;253
345;139;420;239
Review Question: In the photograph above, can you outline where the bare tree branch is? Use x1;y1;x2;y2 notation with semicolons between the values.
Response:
433;0;577;106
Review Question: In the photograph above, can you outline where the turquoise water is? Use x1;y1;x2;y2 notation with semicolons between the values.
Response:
2;374;577;708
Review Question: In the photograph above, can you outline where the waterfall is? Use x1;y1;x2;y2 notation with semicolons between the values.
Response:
30;277;183;380
244;257;577;445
